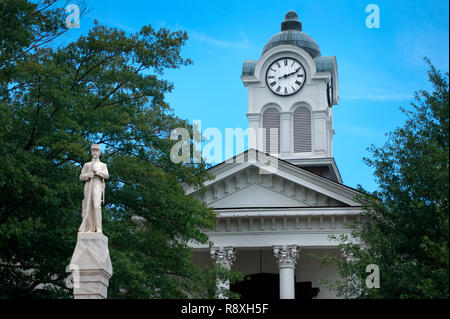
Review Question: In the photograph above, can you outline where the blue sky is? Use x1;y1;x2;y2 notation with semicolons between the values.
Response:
63;0;449;191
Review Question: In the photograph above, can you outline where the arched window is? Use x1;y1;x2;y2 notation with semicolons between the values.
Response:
263;107;280;154
293;106;312;152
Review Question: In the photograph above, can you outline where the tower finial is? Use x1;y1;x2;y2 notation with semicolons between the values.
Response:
281;10;302;32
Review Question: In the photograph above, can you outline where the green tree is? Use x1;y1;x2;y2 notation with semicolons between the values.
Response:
322;60;449;298
0;0;241;298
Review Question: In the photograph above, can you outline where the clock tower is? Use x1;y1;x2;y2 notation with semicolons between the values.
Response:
241;11;341;182
187;10;362;300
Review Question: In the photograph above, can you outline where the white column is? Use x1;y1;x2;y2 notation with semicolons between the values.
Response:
273;245;300;299
312;111;328;155
246;113;261;151
280;112;292;157
210;246;236;299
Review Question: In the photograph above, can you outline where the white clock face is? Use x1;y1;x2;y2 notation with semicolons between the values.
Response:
266;57;306;96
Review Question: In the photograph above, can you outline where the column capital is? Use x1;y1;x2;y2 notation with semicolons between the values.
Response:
280;111;292;120
246;113;261;121
273;245;300;268
210;247;236;268
312;110;329;119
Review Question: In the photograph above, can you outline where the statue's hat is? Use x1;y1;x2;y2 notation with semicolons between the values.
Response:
90;144;101;151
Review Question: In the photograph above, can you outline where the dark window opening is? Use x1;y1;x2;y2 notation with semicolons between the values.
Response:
230;273;320;299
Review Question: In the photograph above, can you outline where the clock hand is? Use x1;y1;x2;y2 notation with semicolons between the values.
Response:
290;67;302;76
278;67;303;79
279;72;295;79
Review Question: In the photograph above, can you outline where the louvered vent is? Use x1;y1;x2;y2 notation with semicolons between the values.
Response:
293;106;312;152
263;108;280;154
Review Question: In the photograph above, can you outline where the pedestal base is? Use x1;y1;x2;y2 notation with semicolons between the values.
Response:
69;232;113;299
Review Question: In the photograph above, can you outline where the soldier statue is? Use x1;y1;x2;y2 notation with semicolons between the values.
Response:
78;144;109;233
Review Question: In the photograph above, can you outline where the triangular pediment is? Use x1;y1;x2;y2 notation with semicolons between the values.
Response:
210;183;310;208
186;150;361;208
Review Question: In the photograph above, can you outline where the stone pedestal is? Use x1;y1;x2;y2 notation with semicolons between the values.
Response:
69;232;113;299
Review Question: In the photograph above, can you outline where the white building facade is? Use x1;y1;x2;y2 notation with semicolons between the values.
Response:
186;11;362;299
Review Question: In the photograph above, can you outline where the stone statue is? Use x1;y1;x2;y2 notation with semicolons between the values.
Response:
78;144;109;233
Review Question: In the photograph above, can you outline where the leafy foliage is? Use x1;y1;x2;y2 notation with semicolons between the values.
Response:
323;60;449;299
0;0;239;298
